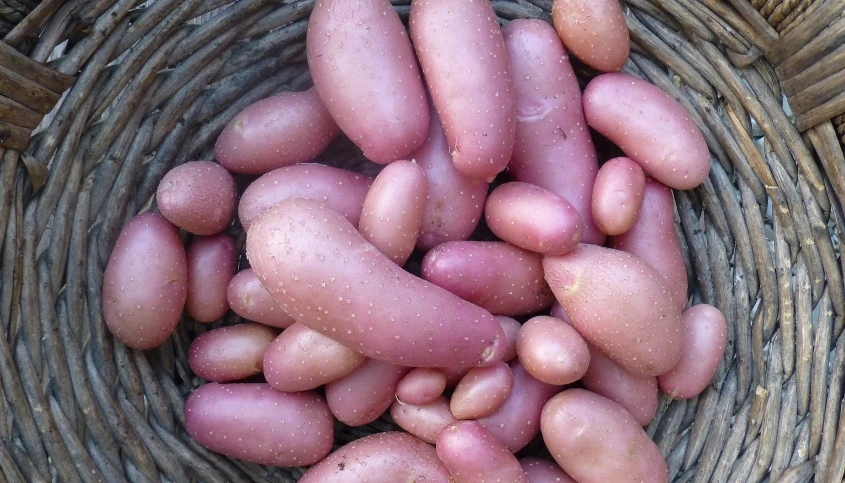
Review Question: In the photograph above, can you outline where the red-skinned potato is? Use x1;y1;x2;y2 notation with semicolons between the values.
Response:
520;458;576;483
502;19;603;245
543;244;684;376
186;234;236;323
359;160;427;265
188;323;278;382
226;268;295;328
450;361;513;420
326;359;410;426
497;315;521;362
410;0;515;181
436;421;527;483
583;73;710;190
246;198;507;368
592;157;646;236
299;432;452;482
214;88;340;175
422;241;555;316
103;213;187;350
541;389;669;483
185;383;333;467
658;304;728;399
390;396;457;445
397;368;447;405
307;0;429;163
517;316;590;386
582;344;658;427
157;161;237;235
485;182;583;256
551;0;630;72
237;163;372;231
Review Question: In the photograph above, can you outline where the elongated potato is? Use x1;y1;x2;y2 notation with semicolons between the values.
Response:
397;368;447;405
246;199;507;367
658;304;727;399
551;0;630;72
300;432;452;482
185;383;333;467
503;19;603;245
543;244;684;376
326;359;410;426
422;241;555;316
238;163;372;230
103;213;187;350
520;458;576;483
307;0;429;163
391;396;457;445
437;421;527;483
157;161;237;235
186;233;237;323
541;389;669;483
188;323;278;382
450;361;513;420
215;88;340;175
583;73;710;190
226;269;295;328
592;157;646;236
517;316;590;386
497;315;521;362
410;0;515;181
582;344;658;426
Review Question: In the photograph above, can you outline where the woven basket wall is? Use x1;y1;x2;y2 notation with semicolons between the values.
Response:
0;0;843;482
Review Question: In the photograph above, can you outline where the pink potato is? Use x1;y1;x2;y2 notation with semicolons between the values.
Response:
299;432;452;482
485;182;583;256
541;389;669;483
517;316;590;386
658;304;728;399
591;157;646;236
609;178;688;311
397;368;447;405
237;163;372;231
226;269;295;328
520;458;576;483
246;198;507;368
390;396;457;445
326;359;410;426
359;160;427;265
188;323;278;382
102;213;187;350
185;383;333;467
410;0;515;181
581;344;658;426
185;234;237;323
214;87;340;175
502;19;603;245
551;0;630;72
450;361;513;420
583;73;710;190
307;0;429;163
263;322;366;392
156;161;237;236
436;421;527;483
421;241;555;316
543;244;684;376
497;315;521;362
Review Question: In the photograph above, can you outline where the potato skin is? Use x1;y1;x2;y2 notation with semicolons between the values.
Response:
583;73;710;190
185;383;333;467
517;316;590;386
582;344;658;426
519;458;576;483
397;368;447;405
436;421;527;483
246;198;507;368
157;161;237;235
450;361;513;420
214;88;340;175
326;359;410;426
391;396;457;445
541;389;669;483
497;315;521;363
551;0;630;72
410;0;515;181
658;304;727;399
103;213;187;350
591;157;645;236
186;234;237;323
188;323;278;382
226;269;295;328
307;0;429;163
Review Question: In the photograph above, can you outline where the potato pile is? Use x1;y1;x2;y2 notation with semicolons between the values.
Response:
101;0;729;481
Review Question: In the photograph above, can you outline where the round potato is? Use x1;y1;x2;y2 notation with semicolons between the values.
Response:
517;316;590;386
551;0;630;72
658;304;727;399
188;323;278;382
226;268;295;328
450;361;513;420
326;359;410;426
581;344;658;426
156;161;237;235
391;396;457;445
592;157;646;236
436;421;527;483
186;233;237;323
397;368;447;406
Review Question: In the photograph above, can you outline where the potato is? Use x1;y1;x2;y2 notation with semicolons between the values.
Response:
502;19;603;245
410;0;515;181
421;241;555;316
485;182;583;256
263;322;366;392
246;199;507;368
440;365;472;388
541;389;669;483
583;73;710;190
326;359;410;426
226;268;295;328
397;368;447;405
103;213;187;350
591;157;645;236
543;244;683;376
156;161;237;235
436;421;527;483
185;383;333;467
581;344;658;426
497;315;521;362
658;304;727;399
300;432;452;482
186;233;236;323
551;0;630;72
391;396;457;445
517;316;590;386
519;458;576;483
237;163;372;230
359;160;427;265
307;0;429;164
450;361;513;420
214;87;339;175
188;323;278;382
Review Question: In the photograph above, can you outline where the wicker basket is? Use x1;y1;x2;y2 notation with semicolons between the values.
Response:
1;0;843;481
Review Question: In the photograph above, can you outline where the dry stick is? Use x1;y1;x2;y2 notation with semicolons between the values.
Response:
744;384;769;449
653;399;686;457
55;0;137;76
646;394;672;439
722;0;778;47
0;62;61;114
85;231;116;386
676;191;715;305
42;148;85;290
27;0;84;65
114;343;146;416
779;16;845;82
794;256;814;419
0;148;14;254
48;396;105;483
796;89;845;132
133;351;174;432
63;175;90;344
677;0;751;54
85;438;130;483
240;0;314;39
790;417;811;466
648;0;716;42
697;0;776;51
830;186;845;338
807;122;845;229
766;0;845;64
0;166;24;340
817;327;845;481
706;224;735;366
0;440;25;483
782;43;845;106
86;109;142;220
798;175;845;313
216;17;309;81
733;262;754;408
683;382;721;469
675;217;696;309
748;333;783;483
5;440;49;483
773;212;796;379
19;205;42;377
770;378;799;481
492;0;548;20
809;290;833;459
3;0;68;48
0;96;42;129
667;434;690;481
691;367;738;483
114;0;194;57
709;399;751;483
778;460;815;483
